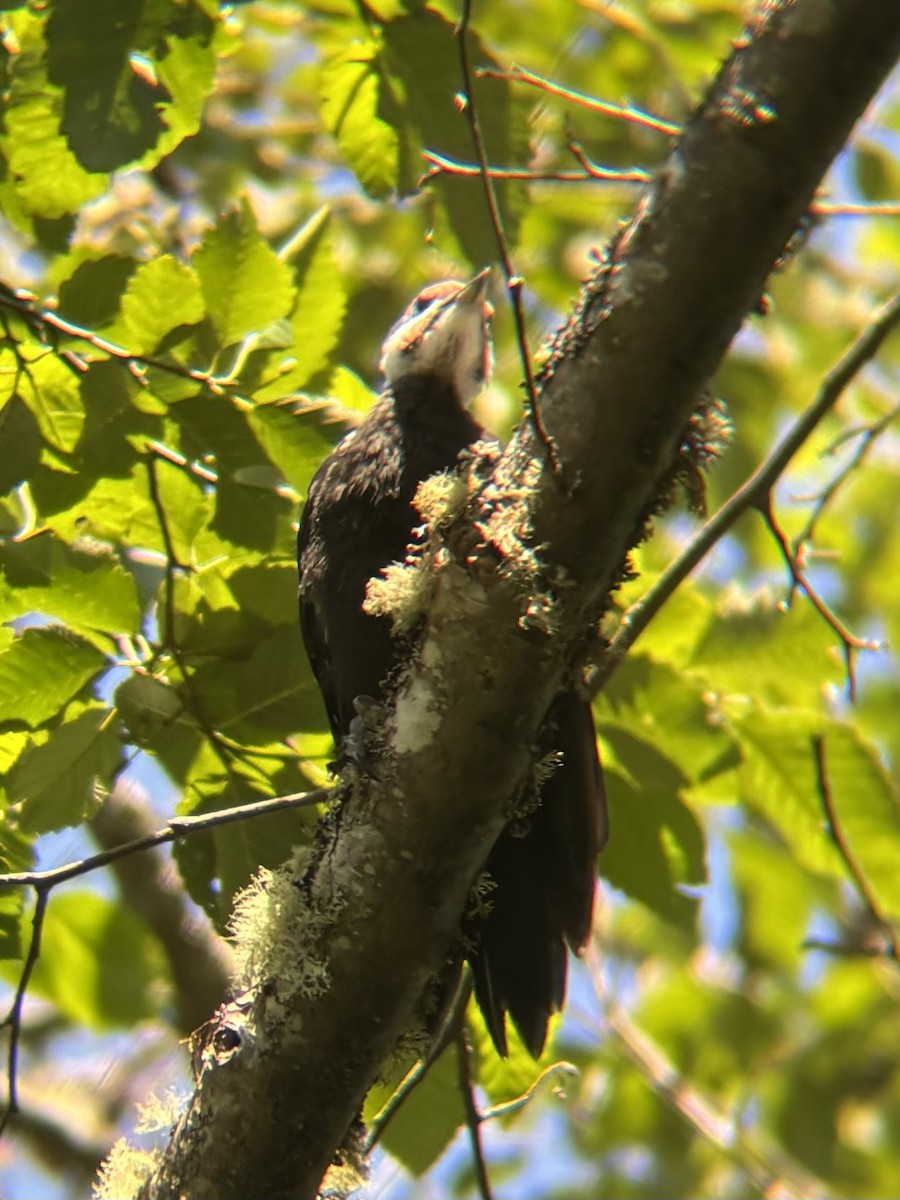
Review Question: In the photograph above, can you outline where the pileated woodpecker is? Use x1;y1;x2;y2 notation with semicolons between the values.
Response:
297;273;607;1057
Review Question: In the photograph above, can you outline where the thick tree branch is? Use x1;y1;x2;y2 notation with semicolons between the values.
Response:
135;4;900;1198
91;785;234;1035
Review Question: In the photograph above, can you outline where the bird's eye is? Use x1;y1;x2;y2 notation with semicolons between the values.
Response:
412;295;431;314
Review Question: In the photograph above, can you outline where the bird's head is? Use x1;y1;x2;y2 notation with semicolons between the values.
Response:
379;269;493;407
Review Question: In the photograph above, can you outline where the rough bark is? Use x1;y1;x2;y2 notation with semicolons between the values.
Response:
136;3;900;1197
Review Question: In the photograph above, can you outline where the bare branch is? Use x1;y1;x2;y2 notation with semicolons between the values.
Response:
0;285;224;393
0;891;48;1133
455;1025;493;1200
760;498;874;699
0;787;329;892
475;64;679;136
421;148;649;185
455;0;557;471
811;200;900;217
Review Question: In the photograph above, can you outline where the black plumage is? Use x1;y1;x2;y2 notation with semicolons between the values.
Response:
297;275;607;1057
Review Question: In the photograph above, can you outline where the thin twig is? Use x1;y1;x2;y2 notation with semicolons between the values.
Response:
455;1023;493;1200
0;784;332;1135
146;456;190;651
146;440;218;485
420;148;648;185
604;1005;831;1200
480;1059;579;1121
365;971;472;1152
455;0;559;473
566;137;651;183
144;449;248;771
811;735;899;959
0;286;223;392
0;890;48;1133
811;200;900;217
789;398;900;581
589;291;900;694
475;64;679;136
0;786;331;892
759;498;874;699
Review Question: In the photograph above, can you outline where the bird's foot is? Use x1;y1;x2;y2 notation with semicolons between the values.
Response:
329;695;385;778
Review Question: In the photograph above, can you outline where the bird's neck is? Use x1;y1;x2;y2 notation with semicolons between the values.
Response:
368;374;487;496
388;373;484;444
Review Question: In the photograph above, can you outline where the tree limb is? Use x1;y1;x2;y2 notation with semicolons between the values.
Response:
134;4;900;1197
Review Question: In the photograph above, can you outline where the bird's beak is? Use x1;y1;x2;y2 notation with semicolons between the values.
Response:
456;267;491;306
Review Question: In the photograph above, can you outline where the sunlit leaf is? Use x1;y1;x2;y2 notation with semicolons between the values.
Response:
8;703;120;833
112;255;205;355
318;39;402;199
0;533;140;635
193;201;296;349
0;626;107;728
21;890;168;1028
369;1044;464;1176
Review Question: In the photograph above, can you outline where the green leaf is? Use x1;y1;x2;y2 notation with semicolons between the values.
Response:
469;998;561;1104
169;570;243;658
318;39;401;199
814;724;900;922
689;596;844;707
193;201;296;349
731;706;900;919
151;7;221;159
36;462;161;551
0;626;107;728
235;627;318;735
0;533;140;635
597;654;738;785
8;703;120;833
54;253;138;328
245;403;335;494
638;973;779;1091
112;255;205;355
174;756;318;923
734;708;839;875
115;672;185;746
0;887;25;961
76;359;162;469
730;831;820;971
212;476;294;554
189;624;324;743
383;10;529;261
17;344;85;454
0;820;32;960
146;456;211;564
0;394;42;493
21;890;168;1028
4;10;106;218
327;365;378;414
318;12;528;260
0;702;27;773
46;0;168;172
251;208;348;399
598;744;705;927
41;0;218;177
369;1045;465;1176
